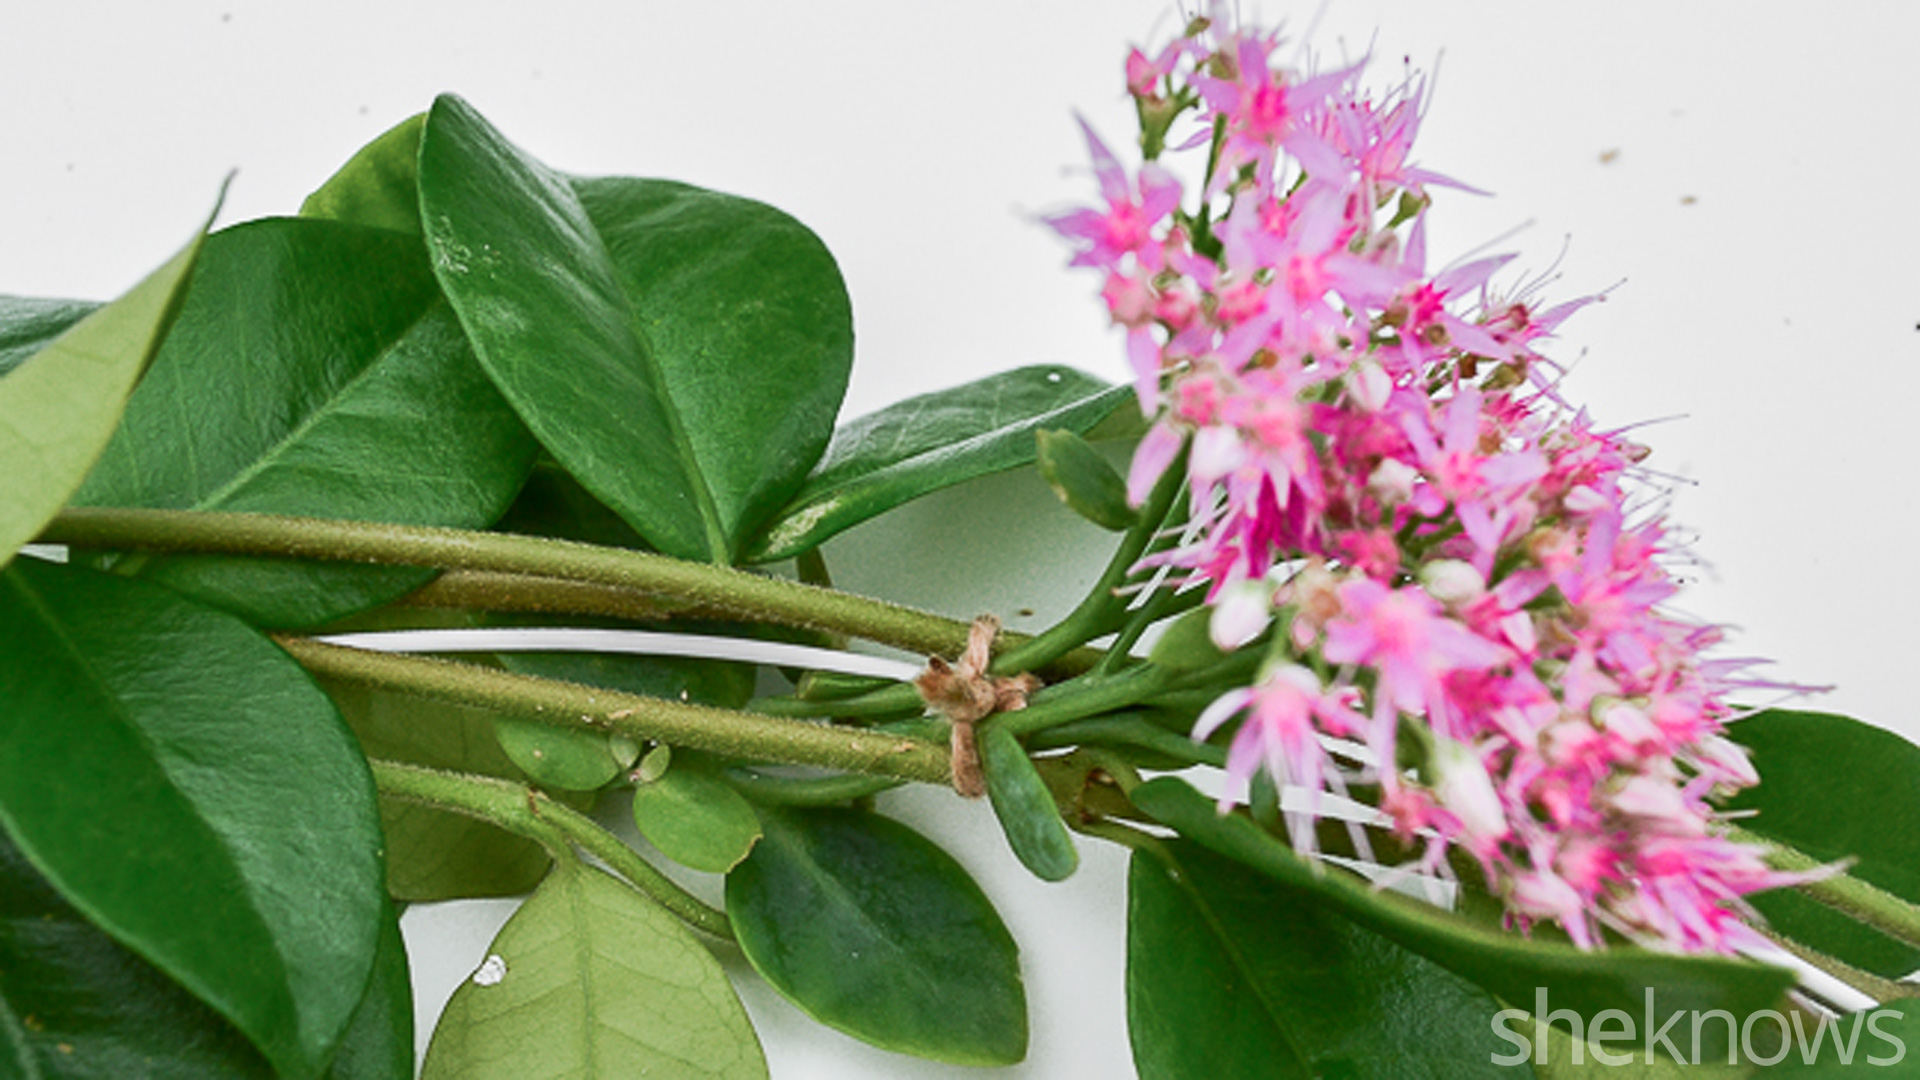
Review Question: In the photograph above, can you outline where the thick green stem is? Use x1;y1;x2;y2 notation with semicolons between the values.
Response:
370;758;732;940
994;663;1178;738
42;507;990;660
1734;826;1920;950
282;637;952;785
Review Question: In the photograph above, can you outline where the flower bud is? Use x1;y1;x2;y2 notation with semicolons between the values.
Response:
1419;559;1485;606
1430;737;1508;852
1366;457;1417;506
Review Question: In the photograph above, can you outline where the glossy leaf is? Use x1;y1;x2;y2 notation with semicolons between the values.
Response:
0;827;271;1079
421;859;766;1080
418;94;850;563
748;365;1133;562
1726;709;1920;977
1128;841;1523;1079
324;898;415;1080
0;295;100;375
1036;427;1134;530
0;231;201;569
73;216;537;627
492;459;654;550
1131;777;1796;1044
300;113;426;234
492;715;636;793
981;724;1079;882
0;558;385;1078
630;754;763;873
726;806;1027;1064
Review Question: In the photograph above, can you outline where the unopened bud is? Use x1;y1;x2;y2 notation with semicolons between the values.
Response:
1366;457;1418;505
1209;578;1274;650
1419;559;1485;606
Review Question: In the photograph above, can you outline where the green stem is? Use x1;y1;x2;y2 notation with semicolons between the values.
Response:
1733;826;1920;950
994;663;1178;738
282;637;952;785
992;449;1188;676
370;758;732;941
1026;713;1226;768
42;507;991;661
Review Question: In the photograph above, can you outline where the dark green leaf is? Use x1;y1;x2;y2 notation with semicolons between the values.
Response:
418;94;850;564
421;859;766;1080
981;725;1078;882
1036;427;1134;530
325;898;414;1080
0;232;201;568
749;365;1132;562
1131;777;1796;1045
492;714;637;792
492;459;653;549
725;806;1027;1064
1129;842;1526;1079
73;216;538;627
630;753;763;873
0;827;272;1079
0;296;100;376
301;114;426;235
0;558;386;1079
1727;709;1920;977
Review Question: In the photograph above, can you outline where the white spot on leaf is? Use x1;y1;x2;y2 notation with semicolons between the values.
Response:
472;954;507;986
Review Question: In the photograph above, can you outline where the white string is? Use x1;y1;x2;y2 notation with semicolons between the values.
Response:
312;628;923;683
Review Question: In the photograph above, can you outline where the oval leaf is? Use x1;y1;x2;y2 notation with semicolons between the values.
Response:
421;859;767;1080
493;715;633;792
418;94;850;564
725;806;1027;1065
1036;427;1134;530
0;230;201;568
1129;841;1528;1079
1131;777;1796;1041
981;724;1079;882
300;113;426;235
1727;709;1920;977
631;757;763;873
749;365;1132;562
0;558;386;1078
73;216;537;627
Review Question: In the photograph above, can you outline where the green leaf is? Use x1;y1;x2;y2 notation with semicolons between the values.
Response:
0;231;202;569
421;859;766;1080
0;558;386;1079
325;898;414;1080
491;715;636;792
418;94;850;564
1128;841;1525;1079
1146;605;1230;672
71;215;536;627
630;752;763;873
1036;427;1135;530
725;806;1027;1065
981;725;1079;882
1131;776;1796;1051
328;674;553;901
301;113;426;234
492;459;653;549
0;826;272;1079
1726;709;1920;977
749;365;1132;562
0;295;100;376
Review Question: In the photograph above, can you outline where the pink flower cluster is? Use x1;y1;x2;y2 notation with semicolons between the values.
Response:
1051;9;1811;954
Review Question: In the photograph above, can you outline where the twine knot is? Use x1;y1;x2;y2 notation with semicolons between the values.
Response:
914;615;1041;797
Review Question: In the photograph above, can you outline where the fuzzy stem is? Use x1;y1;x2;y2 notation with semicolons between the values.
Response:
43;507;987;660
722;769;903;806
281;637;952;785
1734;826;1920;950
369;758;732;940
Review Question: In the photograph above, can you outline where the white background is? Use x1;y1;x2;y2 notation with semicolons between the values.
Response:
4;2;1917;1076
